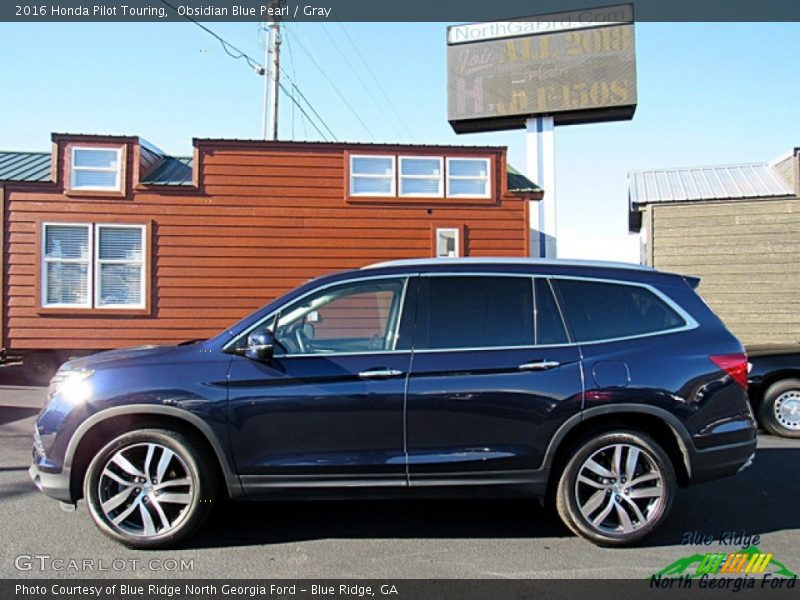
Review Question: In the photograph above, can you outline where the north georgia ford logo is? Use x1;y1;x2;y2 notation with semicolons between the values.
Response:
650;531;797;591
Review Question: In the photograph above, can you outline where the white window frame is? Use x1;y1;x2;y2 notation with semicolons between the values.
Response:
349;154;396;197
399;156;444;198
446;157;492;199
41;222;93;309
435;227;460;258
70;146;122;192
94;224;147;310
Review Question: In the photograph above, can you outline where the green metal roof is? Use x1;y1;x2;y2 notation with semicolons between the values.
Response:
506;164;541;193
0;151;193;186
141;156;193;185
0;152;51;182
0;150;540;194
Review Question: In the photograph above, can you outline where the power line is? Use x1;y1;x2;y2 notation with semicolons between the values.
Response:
277;64;339;141
338;23;413;139
318;24;405;141
289;27;377;140
158;0;336;142
282;26;297;139
277;82;331;141
160;0;262;72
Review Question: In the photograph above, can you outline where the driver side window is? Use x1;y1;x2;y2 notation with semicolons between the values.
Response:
271;277;407;355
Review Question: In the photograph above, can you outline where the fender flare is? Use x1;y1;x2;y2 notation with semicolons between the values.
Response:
540;404;694;479
65;404;243;498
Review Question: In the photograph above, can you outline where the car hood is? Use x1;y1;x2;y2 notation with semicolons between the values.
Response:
61;343;205;372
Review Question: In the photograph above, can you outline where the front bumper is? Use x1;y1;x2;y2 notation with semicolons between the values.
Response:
29;461;73;503
688;437;758;484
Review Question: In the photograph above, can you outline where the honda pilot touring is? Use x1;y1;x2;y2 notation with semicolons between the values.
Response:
30;258;757;548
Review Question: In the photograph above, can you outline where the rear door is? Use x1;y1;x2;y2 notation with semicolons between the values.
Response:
405;274;583;486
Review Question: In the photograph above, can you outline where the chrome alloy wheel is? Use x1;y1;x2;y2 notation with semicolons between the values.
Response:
574;443;665;535
97;443;194;538
774;390;800;431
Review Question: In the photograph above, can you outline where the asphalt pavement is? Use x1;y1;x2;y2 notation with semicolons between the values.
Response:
1;380;798;580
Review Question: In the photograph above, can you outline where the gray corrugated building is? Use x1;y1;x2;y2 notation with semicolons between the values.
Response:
629;148;800;345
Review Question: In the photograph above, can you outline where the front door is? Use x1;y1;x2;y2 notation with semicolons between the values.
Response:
227;275;414;489
406;275;584;486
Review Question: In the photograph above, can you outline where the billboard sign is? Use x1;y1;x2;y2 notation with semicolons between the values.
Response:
447;4;637;133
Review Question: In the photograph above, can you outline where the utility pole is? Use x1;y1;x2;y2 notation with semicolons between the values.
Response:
260;22;271;140
260;17;281;141
268;22;281;141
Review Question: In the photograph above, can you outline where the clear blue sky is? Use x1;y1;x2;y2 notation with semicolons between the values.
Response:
2;22;799;258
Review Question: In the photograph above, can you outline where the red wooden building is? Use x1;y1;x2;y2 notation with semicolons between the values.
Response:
0;133;540;378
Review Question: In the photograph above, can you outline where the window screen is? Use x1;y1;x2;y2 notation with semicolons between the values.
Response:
43;224;91;307
96;226;144;307
71;148;121;190
350;156;395;196
41;222;146;309
400;157;442;196
417;276;534;350
446;158;490;197
555;279;686;343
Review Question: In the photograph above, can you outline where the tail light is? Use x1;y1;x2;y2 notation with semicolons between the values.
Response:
709;353;749;389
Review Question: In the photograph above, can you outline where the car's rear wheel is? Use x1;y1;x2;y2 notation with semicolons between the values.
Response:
759;379;800;438
84;428;217;548
556;430;676;546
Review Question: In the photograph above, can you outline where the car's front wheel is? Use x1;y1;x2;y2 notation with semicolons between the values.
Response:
556;430;676;546
758;379;800;438
84;428;217;548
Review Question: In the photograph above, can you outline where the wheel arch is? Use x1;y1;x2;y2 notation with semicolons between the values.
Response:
753;370;800;406
66;405;242;502
543;405;693;490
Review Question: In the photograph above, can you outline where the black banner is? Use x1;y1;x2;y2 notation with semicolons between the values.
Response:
2;0;800;23
5;579;800;600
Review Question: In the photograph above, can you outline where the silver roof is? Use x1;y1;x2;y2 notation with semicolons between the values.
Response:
629;162;794;206
365;257;652;271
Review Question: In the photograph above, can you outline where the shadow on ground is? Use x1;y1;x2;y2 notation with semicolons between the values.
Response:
192;446;800;549
0;406;40;427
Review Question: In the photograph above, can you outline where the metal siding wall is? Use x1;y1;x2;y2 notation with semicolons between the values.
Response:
651;199;800;344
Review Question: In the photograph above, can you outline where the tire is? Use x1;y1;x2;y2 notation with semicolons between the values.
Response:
556;430;676;546
84;428;218;549
758;379;800;439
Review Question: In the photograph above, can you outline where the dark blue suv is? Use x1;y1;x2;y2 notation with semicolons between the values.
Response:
30;258;757;548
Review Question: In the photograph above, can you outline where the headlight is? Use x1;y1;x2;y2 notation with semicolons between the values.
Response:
48;369;94;404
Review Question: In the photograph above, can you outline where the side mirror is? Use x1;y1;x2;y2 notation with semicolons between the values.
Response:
245;330;276;362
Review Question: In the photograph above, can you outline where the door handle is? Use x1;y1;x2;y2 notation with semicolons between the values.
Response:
358;368;404;379
518;360;561;372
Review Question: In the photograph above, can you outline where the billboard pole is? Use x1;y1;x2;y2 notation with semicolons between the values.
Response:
526;116;557;258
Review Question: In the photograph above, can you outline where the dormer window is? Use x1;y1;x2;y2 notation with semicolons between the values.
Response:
70;147;122;191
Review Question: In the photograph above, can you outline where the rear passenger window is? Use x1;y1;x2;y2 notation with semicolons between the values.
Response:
417;276;534;350
555;279;686;342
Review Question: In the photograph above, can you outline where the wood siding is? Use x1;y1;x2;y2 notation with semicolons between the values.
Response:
649;199;800;344
3;140;530;351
